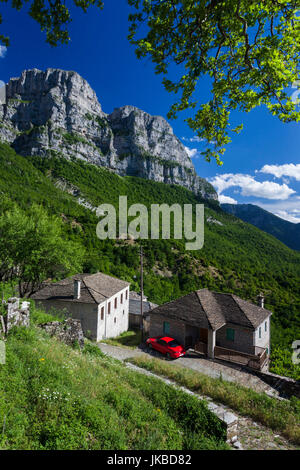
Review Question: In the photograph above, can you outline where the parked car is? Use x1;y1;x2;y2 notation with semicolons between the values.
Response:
146;336;186;359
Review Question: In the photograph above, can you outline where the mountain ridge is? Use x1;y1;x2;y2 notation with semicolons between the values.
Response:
221;203;300;251
0;68;217;200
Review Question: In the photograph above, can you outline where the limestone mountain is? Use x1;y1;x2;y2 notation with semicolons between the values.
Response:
0;68;217;200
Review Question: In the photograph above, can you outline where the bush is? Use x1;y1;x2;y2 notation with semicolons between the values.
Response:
82;342;106;358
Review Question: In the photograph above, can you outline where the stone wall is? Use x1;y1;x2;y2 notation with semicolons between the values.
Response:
40;318;84;349
35;299;98;340
250;369;300;399
3;297;30;333
216;322;255;355
150;314;186;345
129;313;141;329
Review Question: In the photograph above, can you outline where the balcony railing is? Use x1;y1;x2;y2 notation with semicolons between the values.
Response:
214;345;267;370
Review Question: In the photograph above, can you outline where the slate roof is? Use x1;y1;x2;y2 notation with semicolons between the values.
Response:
129;299;158;316
31;273;129;305
129;291;148;302
150;288;271;330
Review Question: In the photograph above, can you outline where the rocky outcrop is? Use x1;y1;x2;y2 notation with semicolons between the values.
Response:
0;68;217;200
2;297;30;333
40;318;85;349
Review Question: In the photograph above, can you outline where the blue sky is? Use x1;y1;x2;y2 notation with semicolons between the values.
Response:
0;0;299;222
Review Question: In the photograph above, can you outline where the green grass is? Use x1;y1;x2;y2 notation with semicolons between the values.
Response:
102;329;142;349
127;356;300;445
0;317;229;450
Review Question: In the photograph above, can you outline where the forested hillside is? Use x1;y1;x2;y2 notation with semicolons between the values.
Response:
0;142;299;379
221;203;300;251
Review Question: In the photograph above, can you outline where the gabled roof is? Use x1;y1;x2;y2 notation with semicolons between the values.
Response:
31;273;129;305
150;288;272;330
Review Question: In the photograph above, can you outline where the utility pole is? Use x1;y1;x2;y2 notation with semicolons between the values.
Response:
140;245;144;342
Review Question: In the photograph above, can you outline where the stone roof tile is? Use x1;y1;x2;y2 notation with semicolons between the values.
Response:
150;288;271;330
31;273;129;305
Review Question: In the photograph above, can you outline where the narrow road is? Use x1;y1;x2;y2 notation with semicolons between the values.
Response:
98;343;280;397
98;342;298;450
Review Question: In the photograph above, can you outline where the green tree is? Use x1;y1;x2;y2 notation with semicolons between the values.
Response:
128;0;300;163
0;204;85;296
0;0;103;47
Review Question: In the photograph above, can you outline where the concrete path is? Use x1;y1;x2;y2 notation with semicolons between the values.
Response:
98;343;280;397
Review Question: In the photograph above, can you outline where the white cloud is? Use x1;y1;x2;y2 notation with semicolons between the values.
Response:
184;146;199;159
255;199;300;224
258;163;300;181
210;173;296;200
218;194;238;204
0;46;7;58
274;210;300;223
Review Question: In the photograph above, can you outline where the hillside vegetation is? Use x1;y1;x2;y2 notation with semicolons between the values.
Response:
0;143;299;379
128;356;300;445
0;309;228;450
221;203;300;251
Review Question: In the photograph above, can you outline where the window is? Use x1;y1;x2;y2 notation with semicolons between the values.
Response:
101;306;104;320
126;289;128;300
121;293;123;304
163;321;170;335
259;327;261;339
265;321;267;332
114;317;116;324
114;297;117;309
123;310;125;315
108;302;111;314
226;328;235;342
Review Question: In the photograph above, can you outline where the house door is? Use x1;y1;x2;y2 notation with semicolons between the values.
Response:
199;328;208;344
185;324;199;349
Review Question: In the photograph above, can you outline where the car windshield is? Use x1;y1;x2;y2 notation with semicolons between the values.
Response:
167;340;181;348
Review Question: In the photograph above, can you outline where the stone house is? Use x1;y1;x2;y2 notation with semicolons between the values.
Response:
129;291;158;329
149;289;271;370
32;272;130;341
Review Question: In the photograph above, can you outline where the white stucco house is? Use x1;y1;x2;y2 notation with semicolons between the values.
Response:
32;272;130;341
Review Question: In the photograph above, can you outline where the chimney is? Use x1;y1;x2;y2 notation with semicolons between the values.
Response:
257;293;264;309
74;280;81;300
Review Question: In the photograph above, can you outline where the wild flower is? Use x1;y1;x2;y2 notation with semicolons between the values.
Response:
38;388;73;403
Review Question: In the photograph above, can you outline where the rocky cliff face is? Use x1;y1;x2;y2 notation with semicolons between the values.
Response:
0;68;217;200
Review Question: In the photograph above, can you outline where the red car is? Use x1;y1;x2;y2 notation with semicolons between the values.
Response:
146;336;186;359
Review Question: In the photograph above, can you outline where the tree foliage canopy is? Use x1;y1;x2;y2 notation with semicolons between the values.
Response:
0;0;103;47
128;0;300;163
0;203;85;296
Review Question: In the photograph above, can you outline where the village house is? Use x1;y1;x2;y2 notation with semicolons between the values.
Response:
32;272;130;341
129;291;158;329
149;289;271;370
